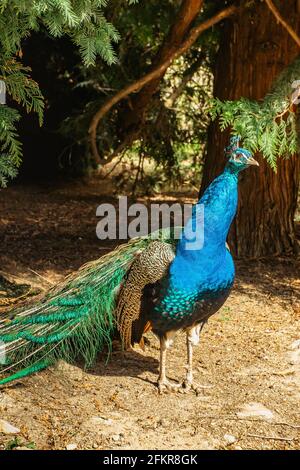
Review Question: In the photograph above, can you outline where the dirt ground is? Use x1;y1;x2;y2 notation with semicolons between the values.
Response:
0;178;299;450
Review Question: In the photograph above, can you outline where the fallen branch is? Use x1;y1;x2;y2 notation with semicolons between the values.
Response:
101;150;126;178
274;422;300;429
247;433;295;442
28;268;55;285
197;414;300;430
88;4;238;165
265;0;300;48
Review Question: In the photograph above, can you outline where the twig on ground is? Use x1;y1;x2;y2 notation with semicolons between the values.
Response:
197;415;300;430
246;433;295;442
102;150;126;178
274;422;300;429
28;269;55;285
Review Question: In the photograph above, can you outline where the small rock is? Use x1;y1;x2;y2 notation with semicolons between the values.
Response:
224;433;236;444
66;443;77;450
289;350;300;365
158;418;168;427
234;445;243;450
237;402;274;421
290;339;300;350
112;434;121;442
90;416;113;426
0;394;15;410
0;419;20;434
55;360;84;381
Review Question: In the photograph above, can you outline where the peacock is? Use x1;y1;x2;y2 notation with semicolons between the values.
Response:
0;137;259;392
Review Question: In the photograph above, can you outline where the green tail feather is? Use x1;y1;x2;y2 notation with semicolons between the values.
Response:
0;359;53;386
0;229;177;386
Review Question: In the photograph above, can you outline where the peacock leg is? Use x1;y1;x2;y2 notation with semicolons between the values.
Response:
185;330;194;388
158;334;181;393
182;323;204;392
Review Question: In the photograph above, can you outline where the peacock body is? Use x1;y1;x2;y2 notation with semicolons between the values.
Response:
0;137;259;391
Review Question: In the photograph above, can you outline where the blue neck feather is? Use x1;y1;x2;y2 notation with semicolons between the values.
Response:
170;164;239;291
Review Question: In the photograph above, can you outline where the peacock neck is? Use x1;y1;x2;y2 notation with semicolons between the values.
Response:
185;168;238;250
169;167;239;289
223;164;241;177
201;167;239;244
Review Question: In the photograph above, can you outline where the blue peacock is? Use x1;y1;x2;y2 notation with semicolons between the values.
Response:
0;137;259;391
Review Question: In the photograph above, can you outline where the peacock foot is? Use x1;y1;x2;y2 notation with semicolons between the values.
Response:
179;380;202;395
157;378;182;394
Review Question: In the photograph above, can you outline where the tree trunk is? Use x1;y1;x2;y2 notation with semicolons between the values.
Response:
201;0;300;258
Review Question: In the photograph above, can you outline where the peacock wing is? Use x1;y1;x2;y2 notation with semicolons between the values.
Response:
115;240;175;348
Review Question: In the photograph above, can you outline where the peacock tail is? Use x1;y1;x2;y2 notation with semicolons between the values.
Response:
0;229;178;386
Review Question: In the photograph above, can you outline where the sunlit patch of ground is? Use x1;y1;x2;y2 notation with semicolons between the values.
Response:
0;180;299;450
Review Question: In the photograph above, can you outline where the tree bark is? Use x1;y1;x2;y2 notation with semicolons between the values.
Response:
201;0;300;258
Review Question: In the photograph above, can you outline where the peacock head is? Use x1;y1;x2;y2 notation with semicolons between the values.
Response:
225;136;259;172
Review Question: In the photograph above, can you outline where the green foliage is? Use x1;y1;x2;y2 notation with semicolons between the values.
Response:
0;1;120;66
121;54;213;192
0;0;123;186
210;56;300;169
0;105;21;186
5;437;36;450
1;58;44;123
59;1;216;190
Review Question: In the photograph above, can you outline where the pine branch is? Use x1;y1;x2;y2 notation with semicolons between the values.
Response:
210;56;300;168
0;105;22;186
1;59;44;124
0;0;126;186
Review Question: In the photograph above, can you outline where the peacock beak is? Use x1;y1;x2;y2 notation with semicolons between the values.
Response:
247;156;259;166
